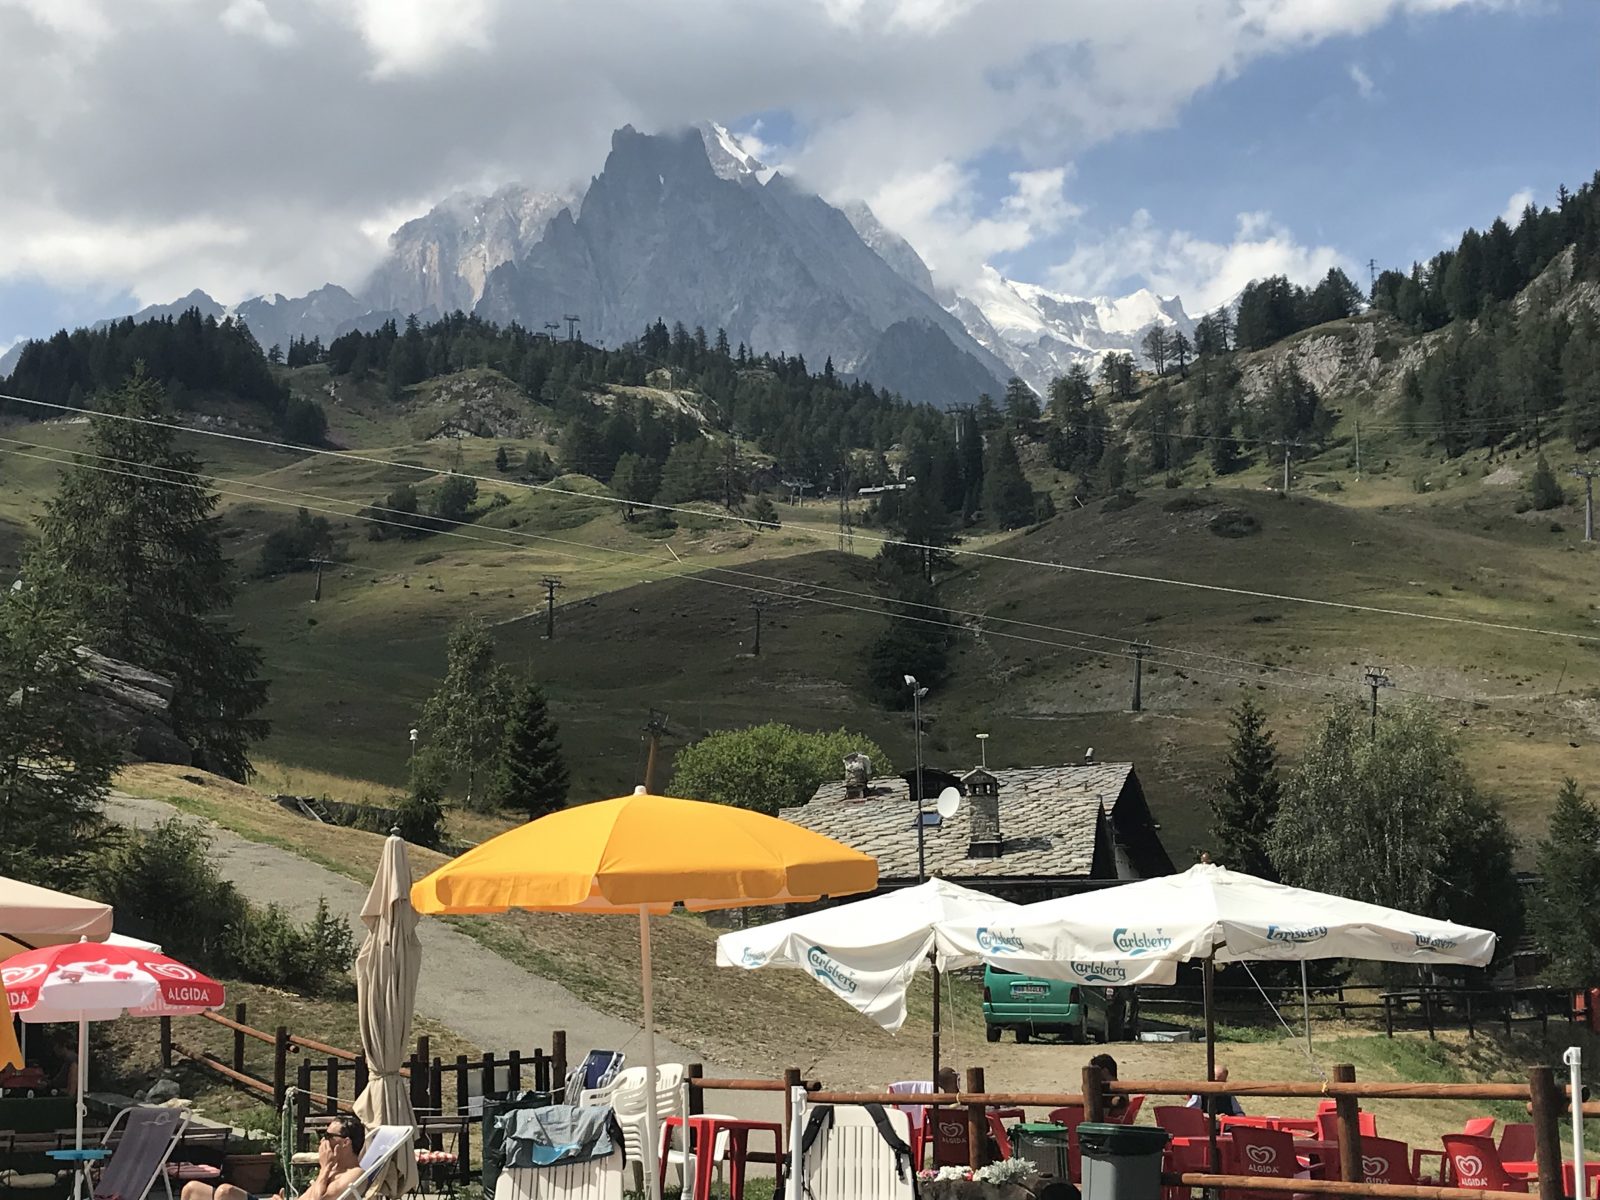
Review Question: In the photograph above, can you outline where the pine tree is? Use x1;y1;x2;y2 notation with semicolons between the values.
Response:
1529;779;1600;985
1209;699;1282;880
1140;327;1170;376
35;369;268;780
982;427;1035;529
489;681;570;821
494;445;510;473
0;565;117;886
1528;453;1565;511
1003;377;1040;423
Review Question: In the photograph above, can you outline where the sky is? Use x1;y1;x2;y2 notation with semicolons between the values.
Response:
0;0;1594;351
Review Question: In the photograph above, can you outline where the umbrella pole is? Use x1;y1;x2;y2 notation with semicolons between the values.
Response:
639;906;662;1200
931;958;941;1089
75;1017;87;1200
1203;955;1218;1187
1300;960;1313;1056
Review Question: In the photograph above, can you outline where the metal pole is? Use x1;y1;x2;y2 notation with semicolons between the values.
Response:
1565;1047;1585;1200
74;1017;87;1200
913;687;926;884
1204;956;1219;1180
1301;960;1313;1057
930;956;942;1092
639;906;662;1200
1355;420;1361;481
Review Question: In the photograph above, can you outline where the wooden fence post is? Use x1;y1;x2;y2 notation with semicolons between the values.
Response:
782;1068;802;1157
429;1057;443;1116
551;1031;567;1090
296;1060;312;1148
508;1050;521;1093
965;1067;988;1168
1465;993;1475;1038
455;1054;469;1117
325;1057;339;1115
273;1027;289;1110
1334;1063;1362;1194
1082;1065;1106;1124
1423;989;1436;1040
1382;995;1393;1039
159;1017;172;1069
233;1003;247;1073
686;1065;704;1117
354;1056;368;1096
1529;1066;1564;1200
481;1051;496;1100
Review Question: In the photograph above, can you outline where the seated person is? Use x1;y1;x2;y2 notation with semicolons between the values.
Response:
182;1116;367;1200
1185;1065;1245;1118
936;1067;960;1096
1089;1053;1130;1119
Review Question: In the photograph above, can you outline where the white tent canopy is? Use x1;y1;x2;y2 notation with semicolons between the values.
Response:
717;878;1025;1033
935;862;1497;978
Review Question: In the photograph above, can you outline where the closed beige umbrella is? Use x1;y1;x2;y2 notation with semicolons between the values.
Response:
352;835;420;1195
0;875;113;959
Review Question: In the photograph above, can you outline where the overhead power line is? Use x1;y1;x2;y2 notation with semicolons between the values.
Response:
4;392;1596;648
0;435;1493;709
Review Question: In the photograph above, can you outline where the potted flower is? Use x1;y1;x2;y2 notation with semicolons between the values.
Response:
917;1158;1040;1198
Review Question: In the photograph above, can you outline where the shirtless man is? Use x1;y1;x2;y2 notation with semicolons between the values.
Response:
181;1116;367;1200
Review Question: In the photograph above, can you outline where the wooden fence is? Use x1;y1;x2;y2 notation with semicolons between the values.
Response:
162;1004;565;1118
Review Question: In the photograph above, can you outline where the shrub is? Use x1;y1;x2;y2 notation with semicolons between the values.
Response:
1529;455;1565;511
224;899;355;997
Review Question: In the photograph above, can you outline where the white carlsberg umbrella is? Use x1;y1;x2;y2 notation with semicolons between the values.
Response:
934;862;1498;977
353;835;421;1197
718;878;1025;1034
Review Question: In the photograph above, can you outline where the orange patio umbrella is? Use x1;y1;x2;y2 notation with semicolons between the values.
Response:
411;787;877;1200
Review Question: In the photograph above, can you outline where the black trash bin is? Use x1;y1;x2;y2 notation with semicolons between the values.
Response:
481;1090;555;1197
1077;1122;1170;1200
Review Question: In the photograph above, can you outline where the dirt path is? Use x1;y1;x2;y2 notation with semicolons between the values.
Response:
103;791;775;1123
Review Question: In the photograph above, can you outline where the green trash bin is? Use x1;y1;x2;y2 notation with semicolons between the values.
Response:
1011;1122;1074;1180
1078;1123;1170;1200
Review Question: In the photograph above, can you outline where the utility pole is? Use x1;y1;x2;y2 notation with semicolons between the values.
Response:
1364;666;1392;738
905;675;929;883
642;710;667;793
1368;257;1377;295
542;321;561;341
750;595;766;655
1131;642;1150;712
309;557;333;602
1354;419;1362;481
1571;465;1598;542
541;576;563;639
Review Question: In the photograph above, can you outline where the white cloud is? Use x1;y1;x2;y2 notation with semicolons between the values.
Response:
1502;187;1535;225
1048;209;1353;312
0;0;1513;307
1348;62;1377;99
221;0;295;47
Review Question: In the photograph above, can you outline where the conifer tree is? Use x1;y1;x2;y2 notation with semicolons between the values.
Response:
490;681;569;821
982;427;1035;529
0;565;116;886
1209;698;1282;880
1003;376;1040;423
35;369;268;780
420;618;511;809
1528;454;1565;511
1529;779;1600;984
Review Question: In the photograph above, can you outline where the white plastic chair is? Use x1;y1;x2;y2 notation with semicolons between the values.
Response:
609;1064;685;1192
579;1066;642;1111
801;1105;916;1200
492;1148;624;1200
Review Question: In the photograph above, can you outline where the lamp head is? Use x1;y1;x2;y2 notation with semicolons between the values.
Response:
903;674;917;688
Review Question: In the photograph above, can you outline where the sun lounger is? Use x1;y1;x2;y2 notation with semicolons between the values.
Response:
94;1106;191;1200
329;1125;414;1200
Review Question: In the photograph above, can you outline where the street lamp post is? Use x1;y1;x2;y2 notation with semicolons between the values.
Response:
905;675;929;883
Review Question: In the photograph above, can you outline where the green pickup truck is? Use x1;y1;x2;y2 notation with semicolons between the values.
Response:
981;965;1130;1043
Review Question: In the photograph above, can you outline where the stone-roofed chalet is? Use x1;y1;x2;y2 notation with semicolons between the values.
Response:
780;754;1175;904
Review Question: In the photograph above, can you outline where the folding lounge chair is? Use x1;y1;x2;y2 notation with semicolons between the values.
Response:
563;1052;624;1107
329;1126;414;1200
800;1105;916;1200
94;1105;191;1200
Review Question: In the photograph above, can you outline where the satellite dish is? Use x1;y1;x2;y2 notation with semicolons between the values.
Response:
936;787;962;819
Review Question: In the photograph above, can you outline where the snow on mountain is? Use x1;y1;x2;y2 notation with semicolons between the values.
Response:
950;266;1194;394
695;122;773;183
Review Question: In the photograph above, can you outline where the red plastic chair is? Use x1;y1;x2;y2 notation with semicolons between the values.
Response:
1356;1137;1417;1185
1313;1110;1378;1140
1417;1118;1498;1184
1441;1134;1529;1194
1498;1124;1535;1163
986;1113;1015;1160
1107;1095;1146;1125
1156;1107;1212;1200
1464;1117;1498;1138
1047;1106;1086;1181
1225;1127;1317;1200
1220;1116;1276;1132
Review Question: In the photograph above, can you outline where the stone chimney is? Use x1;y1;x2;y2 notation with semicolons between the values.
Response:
963;767;1001;858
843;752;872;799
